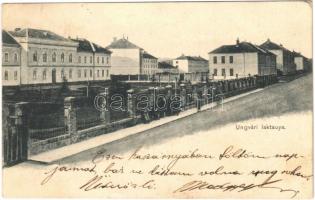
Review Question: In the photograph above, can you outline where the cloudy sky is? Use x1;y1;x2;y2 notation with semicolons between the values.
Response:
2;2;312;58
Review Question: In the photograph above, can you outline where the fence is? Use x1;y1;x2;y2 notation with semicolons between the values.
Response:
3;74;277;165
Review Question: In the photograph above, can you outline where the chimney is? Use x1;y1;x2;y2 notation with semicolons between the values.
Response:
280;43;283;47
127;36;128;40
113;37;117;42
236;37;240;45
267;38;270;42
181;53;185;56
14;28;21;32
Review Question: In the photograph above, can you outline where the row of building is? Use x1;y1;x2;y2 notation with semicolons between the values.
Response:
2;28;312;86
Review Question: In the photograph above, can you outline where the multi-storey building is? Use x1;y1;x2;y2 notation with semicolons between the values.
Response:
2;30;21;86
106;37;157;75
260;39;296;75
71;38;111;81
172;55;209;73
4;28;111;86
292;51;311;72
208;39;277;80
158;62;179;73
142;52;158;75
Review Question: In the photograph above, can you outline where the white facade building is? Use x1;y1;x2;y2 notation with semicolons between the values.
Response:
107;37;158;75
3;28;111;86
172;55;209;73
208;39;277;80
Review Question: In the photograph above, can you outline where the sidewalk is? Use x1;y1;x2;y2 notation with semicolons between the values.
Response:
28;88;264;164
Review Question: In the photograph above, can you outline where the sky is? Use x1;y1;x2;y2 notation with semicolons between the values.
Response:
2;2;312;59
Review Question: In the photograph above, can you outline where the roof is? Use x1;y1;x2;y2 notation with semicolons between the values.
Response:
209;41;275;55
9;28;71;42
107;38;142;49
2;30;20;47
158;62;177;69
260;39;292;53
143;52;157;59
175;55;208;62
71;38;111;54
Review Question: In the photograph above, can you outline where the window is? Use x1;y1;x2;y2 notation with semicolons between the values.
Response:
61;53;65;63
14;71;18;80
61;69;64;78
4;53;9;62
213;69;217;76
221;68;226;76
78;56;81;63
78;69;81;78
97;70;99;77
14;53;18;63
33;52;37;62
43;70;46;80
229;56;233;63
90;69;92;77
102;57;104;64
33;69;37;80
106;57;109;64
90;56;92;64
230;68;234;76
84;56;87;64
97;57;99;64
106;69;109;77
43;52;47;62
69;54;72;63
213;56;217;64
52;52;56;62
221;56;225;64
69;69;72;79
84;69;87;78
102;70;104;77
4;70;8;80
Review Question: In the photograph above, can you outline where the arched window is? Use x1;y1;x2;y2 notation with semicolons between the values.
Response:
52;52;56;62
78;56;81;63
33;51;37;62
61;53;65;63
69;54;72;63
33;69;37;80
43;69;47;80
14;53;18;63
43;52;47;62
4;70;8;80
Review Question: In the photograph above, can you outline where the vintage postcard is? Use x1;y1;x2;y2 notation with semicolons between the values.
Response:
1;1;313;198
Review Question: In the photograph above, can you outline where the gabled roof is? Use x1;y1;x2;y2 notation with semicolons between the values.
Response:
2;30;20;47
209;41;275;55
107;38;142;49
260;39;292;53
292;51;309;59
175;55;208;62
9;28;71;42
143;52;157;59
71;38;111;54
158;62;177;69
